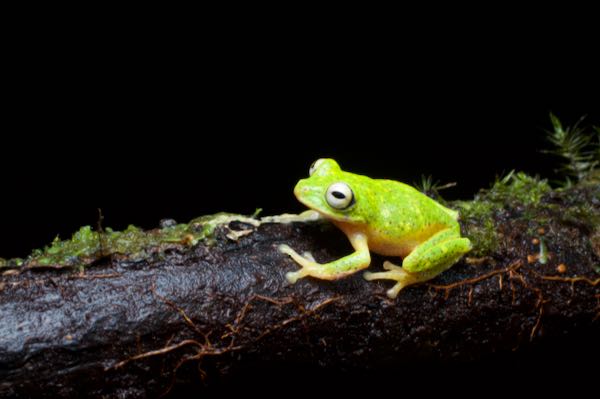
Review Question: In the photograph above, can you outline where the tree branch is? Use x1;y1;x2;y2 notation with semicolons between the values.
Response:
0;183;598;397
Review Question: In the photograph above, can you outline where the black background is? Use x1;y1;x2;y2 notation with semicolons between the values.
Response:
2;50;597;259
1;17;598;395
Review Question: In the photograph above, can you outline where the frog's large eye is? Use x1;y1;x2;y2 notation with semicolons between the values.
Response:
326;182;354;210
309;159;325;176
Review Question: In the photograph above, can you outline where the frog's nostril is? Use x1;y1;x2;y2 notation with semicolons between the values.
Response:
293;184;310;198
293;179;314;197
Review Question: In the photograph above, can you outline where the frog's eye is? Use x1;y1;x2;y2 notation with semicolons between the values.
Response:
309;159;325;176
326;182;354;210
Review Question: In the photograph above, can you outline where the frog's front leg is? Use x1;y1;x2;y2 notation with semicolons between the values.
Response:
364;228;472;298
279;232;371;283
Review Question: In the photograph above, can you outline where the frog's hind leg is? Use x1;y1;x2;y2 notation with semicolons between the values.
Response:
364;228;472;299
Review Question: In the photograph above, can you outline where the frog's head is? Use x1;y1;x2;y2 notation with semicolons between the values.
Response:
293;158;369;224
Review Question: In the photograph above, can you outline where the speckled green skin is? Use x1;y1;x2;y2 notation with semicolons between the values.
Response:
280;159;472;298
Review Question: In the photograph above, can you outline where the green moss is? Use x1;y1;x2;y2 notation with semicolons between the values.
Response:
454;199;495;221
559;203;600;230
581;168;600;186
451;114;596;259
482;171;551;206
456;171;550;218
4;213;260;270
545;114;599;183
453;197;498;256
452;172;552;257
4;258;24;267
462;217;498;257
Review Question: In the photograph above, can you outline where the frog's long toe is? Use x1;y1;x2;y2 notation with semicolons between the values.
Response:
386;282;405;299
363;268;406;282
382;260;405;272
280;244;319;283
302;252;316;262
286;270;303;284
278;244;294;255
279;245;314;268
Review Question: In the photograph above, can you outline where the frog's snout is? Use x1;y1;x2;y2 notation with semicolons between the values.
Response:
293;179;318;208
293;179;310;197
293;183;308;198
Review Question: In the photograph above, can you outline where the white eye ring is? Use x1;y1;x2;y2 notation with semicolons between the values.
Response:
326;182;354;210
309;159;326;176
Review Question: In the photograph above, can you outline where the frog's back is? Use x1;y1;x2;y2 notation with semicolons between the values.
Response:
363;179;459;256
375;178;452;211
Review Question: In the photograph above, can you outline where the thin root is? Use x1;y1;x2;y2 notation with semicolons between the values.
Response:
532;272;600;286
151;283;212;346
107;339;203;370
530;303;544;341
429;260;523;299
223;294;294;339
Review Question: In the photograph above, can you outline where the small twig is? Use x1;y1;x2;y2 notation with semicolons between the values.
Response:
435;182;457;190
97;208;106;256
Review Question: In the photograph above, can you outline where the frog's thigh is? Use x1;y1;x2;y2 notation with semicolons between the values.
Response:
402;228;472;274
364;230;471;298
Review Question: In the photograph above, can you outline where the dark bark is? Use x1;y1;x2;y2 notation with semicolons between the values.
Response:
1;186;599;398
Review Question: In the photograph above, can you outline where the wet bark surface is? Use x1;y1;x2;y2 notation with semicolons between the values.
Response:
0;186;598;398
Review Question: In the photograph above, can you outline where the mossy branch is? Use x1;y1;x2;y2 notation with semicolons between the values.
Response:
1;178;598;397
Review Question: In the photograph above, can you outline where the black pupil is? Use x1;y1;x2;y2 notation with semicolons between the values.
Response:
332;191;346;199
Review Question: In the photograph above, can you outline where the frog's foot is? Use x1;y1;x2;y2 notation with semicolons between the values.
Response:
279;239;371;283
363;261;418;299
278;244;321;283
